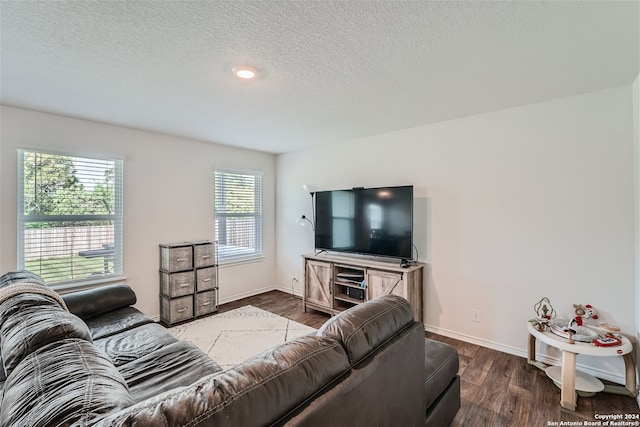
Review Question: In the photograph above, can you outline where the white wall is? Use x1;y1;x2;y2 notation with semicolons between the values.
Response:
633;73;639;404
0;106;277;317
276;86;636;383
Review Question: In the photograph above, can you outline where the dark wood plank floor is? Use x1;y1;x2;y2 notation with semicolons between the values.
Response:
217;289;330;329
220;290;640;426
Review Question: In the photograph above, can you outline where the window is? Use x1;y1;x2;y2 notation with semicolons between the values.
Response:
17;149;124;286
214;169;263;263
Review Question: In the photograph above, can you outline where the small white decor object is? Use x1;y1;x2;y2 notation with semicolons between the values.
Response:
549;319;598;343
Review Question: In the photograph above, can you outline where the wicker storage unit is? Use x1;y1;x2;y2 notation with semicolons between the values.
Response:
159;241;218;326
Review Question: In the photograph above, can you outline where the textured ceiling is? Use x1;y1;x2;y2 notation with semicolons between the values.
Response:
1;1;638;154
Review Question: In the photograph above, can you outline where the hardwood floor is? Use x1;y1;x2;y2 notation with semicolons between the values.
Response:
220;290;640;426
217;289;330;329
428;333;640;426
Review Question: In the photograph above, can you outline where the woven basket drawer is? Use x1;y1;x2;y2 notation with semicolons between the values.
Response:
160;271;195;297
196;267;216;292
195;290;217;317
160;245;193;272
161;295;193;324
194;243;215;268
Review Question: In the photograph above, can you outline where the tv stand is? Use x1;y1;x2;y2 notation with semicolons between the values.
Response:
302;253;424;322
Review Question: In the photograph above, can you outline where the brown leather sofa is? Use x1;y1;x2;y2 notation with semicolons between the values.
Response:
0;270;459;426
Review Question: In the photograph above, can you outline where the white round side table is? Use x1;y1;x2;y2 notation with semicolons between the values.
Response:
526;322;636;411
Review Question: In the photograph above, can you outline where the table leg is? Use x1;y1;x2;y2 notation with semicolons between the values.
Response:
561;351;577;411
527;333;536;363
527;333;549;371
623;353;638;397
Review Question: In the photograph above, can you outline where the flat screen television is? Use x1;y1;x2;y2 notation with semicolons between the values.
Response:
314;185;413;260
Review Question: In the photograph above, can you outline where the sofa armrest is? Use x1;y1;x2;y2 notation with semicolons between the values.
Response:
0;277;135;426
0;270;45;287
62;284;137;320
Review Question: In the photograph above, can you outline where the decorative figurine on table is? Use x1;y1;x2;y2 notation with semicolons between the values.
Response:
557;303;597;344
563;324;576;344
529;297;556;331
558;303;599;344
592;334;622;347
548;303;601;344
571;304;598;326
545;302;624;346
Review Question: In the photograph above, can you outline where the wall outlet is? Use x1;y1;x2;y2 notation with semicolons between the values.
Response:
472;309;481;323
292;277;299;283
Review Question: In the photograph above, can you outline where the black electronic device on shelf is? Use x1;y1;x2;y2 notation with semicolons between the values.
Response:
345;286;365;300
314;185;413;261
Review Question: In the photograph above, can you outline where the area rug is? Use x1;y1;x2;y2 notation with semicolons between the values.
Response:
169;305;317;369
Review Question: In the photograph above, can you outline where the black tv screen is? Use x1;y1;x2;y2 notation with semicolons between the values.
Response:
314;185;413;260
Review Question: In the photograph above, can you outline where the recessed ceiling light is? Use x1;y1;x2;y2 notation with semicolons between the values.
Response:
232;66;257;79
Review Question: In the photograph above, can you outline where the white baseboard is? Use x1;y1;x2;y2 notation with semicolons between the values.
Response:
272;285;303;298
217;286;275;305
218;285;301;305
424;324;627;386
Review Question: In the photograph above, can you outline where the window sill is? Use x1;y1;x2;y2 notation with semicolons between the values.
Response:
219;256;265;268
51;275;127;294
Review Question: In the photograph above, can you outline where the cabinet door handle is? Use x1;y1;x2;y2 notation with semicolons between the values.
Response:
177;308;188;313
201;302;211;306
179;283;190;288
176;258;187;262
202;278;211;282
201;255;211;259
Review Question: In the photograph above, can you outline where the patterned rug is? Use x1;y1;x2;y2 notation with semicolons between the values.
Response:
169;305;317;369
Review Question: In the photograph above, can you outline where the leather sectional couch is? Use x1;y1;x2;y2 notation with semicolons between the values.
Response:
0;270;459;426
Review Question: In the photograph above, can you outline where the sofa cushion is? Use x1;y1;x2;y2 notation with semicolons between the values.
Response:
62;284;137;320
1;338;134;427
93;335;350;426
118;340;222;402
316;294;414;365
0;293;92;375
424;338;459;409
94;322;179;367
86;307;154;340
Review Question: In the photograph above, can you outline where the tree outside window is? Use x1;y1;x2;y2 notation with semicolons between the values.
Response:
18;150;123;285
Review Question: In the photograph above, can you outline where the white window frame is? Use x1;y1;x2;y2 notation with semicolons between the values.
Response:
17;148;124;289
214;169;263;264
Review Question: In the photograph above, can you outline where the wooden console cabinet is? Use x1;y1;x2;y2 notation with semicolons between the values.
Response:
302;254;424;322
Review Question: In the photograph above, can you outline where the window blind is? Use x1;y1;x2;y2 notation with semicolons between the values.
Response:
17;149;124;285
214;170;263;263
